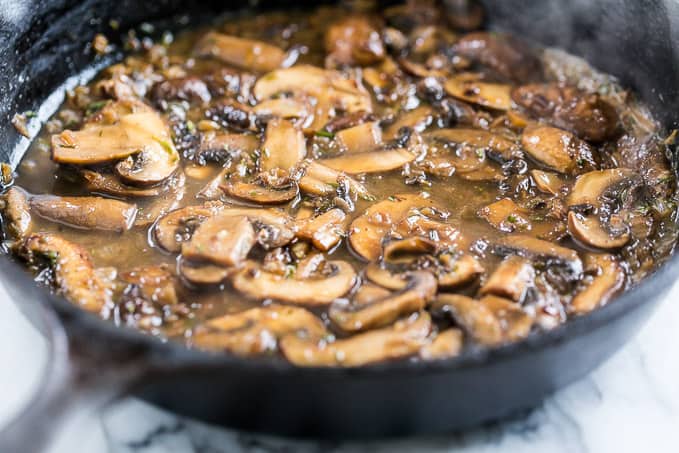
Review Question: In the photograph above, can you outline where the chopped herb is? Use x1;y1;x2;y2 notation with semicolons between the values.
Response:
24;111;37;119
85;100;108;116
108;19;120;30
186;120;196;134
153;136;177;156
314;129;335;139
506;214;518;224
59;144;77;149
284;265;297;279
475;149;485;159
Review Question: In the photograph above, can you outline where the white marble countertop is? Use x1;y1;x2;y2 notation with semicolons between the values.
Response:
1;281;678;453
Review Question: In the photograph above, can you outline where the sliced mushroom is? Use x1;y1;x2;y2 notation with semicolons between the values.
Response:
382;237;437;264
120;265;178;305
335;121;383;154
520;125;595;174
81;170;160;198
432;294;533;346
232;260;357;305
444;75;512;111
153;203;223;253
196;133;259;164
478;198;530;233
567;211;630;250
329;270;436;332
570;254;625;314
298;161;371;199
511;83;618;142
383;106;434;141
349;193;434;261
149;76;211;106
253;97;313;127
425;128;519;161
353;282;392;305
436;253;484;288
493;234;582;275
220;178;299;205
193;304;328;356
280;311;431;367
325;16;385;67
179;259;233;286
479;256;535;302
182;214;256;267
29;195;137;232
261;118;306;172
364;263;409;291
1;187;32;239
454;32;542;83
530;169;563;195
193;32;289;72
197;168;229;201
222;207;296;249
16;233;110;312
321;148;415;174
567;169;638;209
420;328;464;360
296;208;347;251
115;128;179;186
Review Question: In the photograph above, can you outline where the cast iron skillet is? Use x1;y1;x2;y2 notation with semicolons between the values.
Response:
1;0;679;451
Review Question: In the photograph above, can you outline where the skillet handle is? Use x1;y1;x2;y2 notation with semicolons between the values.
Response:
0;314;150;453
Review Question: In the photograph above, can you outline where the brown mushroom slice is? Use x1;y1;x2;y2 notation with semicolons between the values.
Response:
335;121;383;154
420;328;464;360
219;207;296;249
354;283;392;305
349;193;433;261
16;233;110;312
261;118;306;172
114;131;179;186
299;161;371;199
520;125;595;174
437;253;484;289
325;16;385;66
567;168;638;208
1;187;32;239
444;75;512;111
296;208;347;251
530;169;563;195
153;204;223;253
29;195;137;232
232;260;357;305
454;32;542;83
425;128;519;161
182;214;256;267
253;97;312;126
197;167;229;200
571;254;625;315
193;31;289;72
179;260;233;286
81;170;160;198
364;263;408;291
383;237;437;264
193;304;328;356
329;270;436;332
197;133;259;164
220;178;299;205
480;295;534;342
383;106;434;140
120;265;178;305
478;198;531;233
393;214;465;251
321;148;415;175
479;256;535;302
511;83;618;142
280;311;431;367
568;212;630;250
493;234;583;275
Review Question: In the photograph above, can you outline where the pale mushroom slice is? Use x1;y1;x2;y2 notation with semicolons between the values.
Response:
253;97;313;127
444;74;512;111
296;208;347;251
520;125;595;174
493;234;583;275
220;178;299;206
193;304;328;356
29;194;137;232
196;132;260;164
298;160;371;199
1;187;32;239
567;212;630;250
153;203;223;253
432;294;533;346
479;256;535;302
81;170;160;198
382;237;437;265
420;328;464;360
179;260;233;286
570;254;625;315
181;214;256;267
436;253;485;289
321;148;415;175
120;265;178;306
349;193;434;261
280;311;432;367
261;118;307;172
220;207;296;249
530;169;563;195
232;260;357;305
383;106;434;141
193;31;289;72
325;15;385;66
329;271;437;332
478;198;531;233
335;121;383;154
425;128;519;161
16;233;111;313
567;169;639;209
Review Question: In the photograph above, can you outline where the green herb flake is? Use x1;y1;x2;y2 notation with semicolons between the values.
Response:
506;214;517;224
24;111;37;119
314;129;335;139
86;100;109;116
